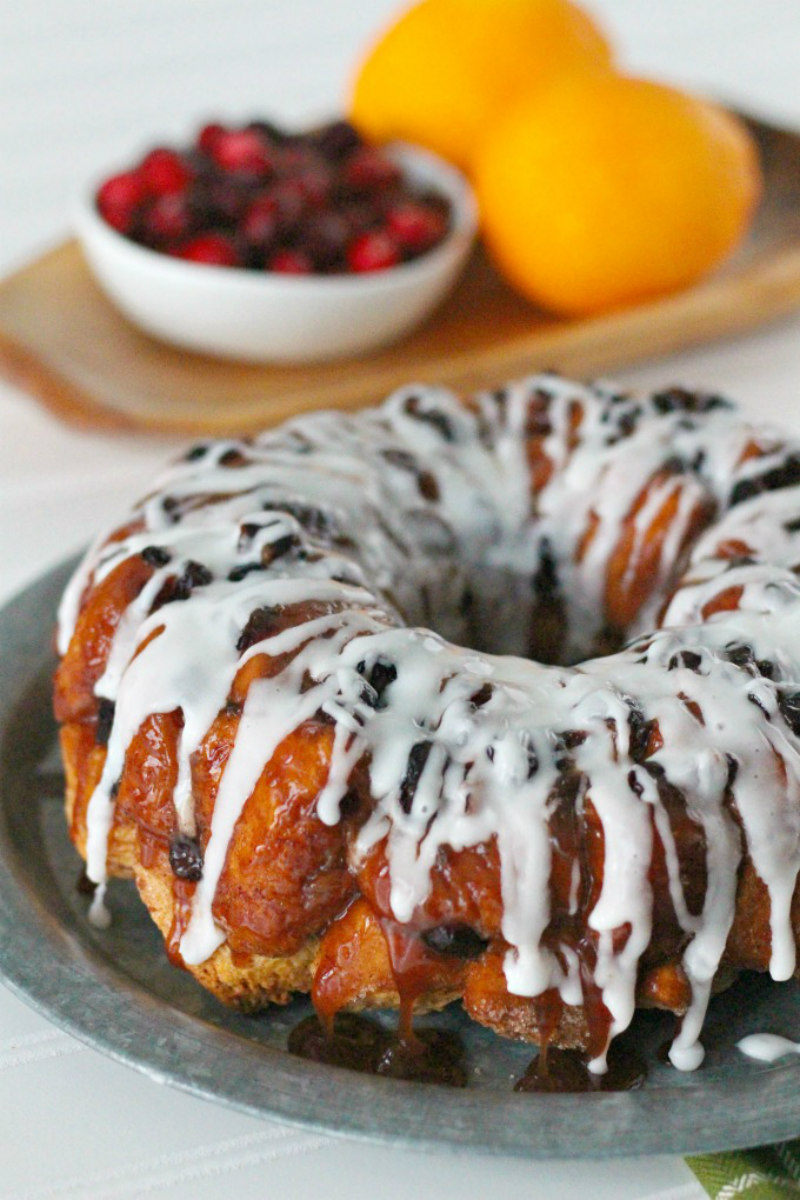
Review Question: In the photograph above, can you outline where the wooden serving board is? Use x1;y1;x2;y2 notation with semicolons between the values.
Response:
2;114;800;438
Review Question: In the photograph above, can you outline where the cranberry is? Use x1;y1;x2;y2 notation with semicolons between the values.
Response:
278;142;320;176
175;232;240;266
242;194;280;246
94;116;452;275
268;248;314;274
294;165;333;208
246;119;288;145
143;193;193;242
387;202;448;253
96;171;146;232
197;122;225;155
198;177;248;225
347;230;401;272
139;147;193;196
300;211;350;270
209;128;273;177
343;146;402;192
339;199;381;236
311;120;363;162
267;178;307;228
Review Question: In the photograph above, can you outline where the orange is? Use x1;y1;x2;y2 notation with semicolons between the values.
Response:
349;0;613;173
475;72;762;316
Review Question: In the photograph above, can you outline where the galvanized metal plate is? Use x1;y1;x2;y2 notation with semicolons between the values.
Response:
0;558;798;1157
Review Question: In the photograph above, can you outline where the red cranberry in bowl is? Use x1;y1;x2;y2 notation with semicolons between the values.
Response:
268;248;314;274
142;193;194;244
174;232;240;266
241;194;280;248
96;171;146;233
347;230;401;273
342;145;402;193
387;201;449;254
207;127;274;178
139;148;193;196
77;118;476;362
91;118;454;278
300;211;350;271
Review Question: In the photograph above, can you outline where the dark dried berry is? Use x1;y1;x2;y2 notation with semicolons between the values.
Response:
237;605;282;652
784;516;800;534
228;562;262;582
358;659;397;710
154;560;213;606
96;698;115;746
778;690;800;736
662;455;687;475
730;453;800;507
725;754;739;789
141;545;171;567
469;683;493;709
380;449;441;501
627;769;644;798
748;692;770;718
268;501;335;541
403;394;456;441
184;443;209;461
398;741;433;814
422;924;488;959
417;470;440;502
627;702;655;762
264;533;300;563
169;835;203;881
557;729;588;751
667;650;703;672
381;447;417;471
611;405;642;440
652;388;731;415
724;644;774;678
185;560;213;587
726;642;755;669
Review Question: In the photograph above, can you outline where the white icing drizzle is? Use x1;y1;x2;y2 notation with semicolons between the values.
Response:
737;1033;800;1062
57;376;800;1072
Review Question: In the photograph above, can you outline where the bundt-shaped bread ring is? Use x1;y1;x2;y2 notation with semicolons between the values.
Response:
55;375;800;1074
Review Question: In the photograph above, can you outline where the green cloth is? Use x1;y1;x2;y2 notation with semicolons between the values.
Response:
686;1140;800;1198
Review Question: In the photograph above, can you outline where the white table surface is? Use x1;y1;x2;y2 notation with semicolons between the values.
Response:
2;1;799;1195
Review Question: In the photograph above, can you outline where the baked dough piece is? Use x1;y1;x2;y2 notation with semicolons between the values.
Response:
55;376;800;1072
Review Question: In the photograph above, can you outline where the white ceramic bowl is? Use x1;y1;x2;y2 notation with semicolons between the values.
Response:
74;144;478;364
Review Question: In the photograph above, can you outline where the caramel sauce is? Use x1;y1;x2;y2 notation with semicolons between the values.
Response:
288;1013;467;1087
514;1040;647;1094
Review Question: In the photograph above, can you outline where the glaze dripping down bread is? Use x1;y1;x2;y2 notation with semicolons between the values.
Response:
54;374;800;1075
